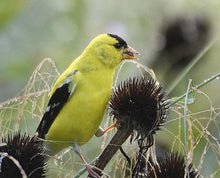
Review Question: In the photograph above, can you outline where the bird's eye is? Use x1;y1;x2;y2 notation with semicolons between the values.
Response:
114;43;123;49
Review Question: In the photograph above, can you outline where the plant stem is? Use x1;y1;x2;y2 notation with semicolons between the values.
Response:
90;128;132;176
183;79;192;178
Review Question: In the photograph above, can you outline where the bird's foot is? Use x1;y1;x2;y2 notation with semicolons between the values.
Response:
86;165;109;178
95;123;119;137
86;165;101;178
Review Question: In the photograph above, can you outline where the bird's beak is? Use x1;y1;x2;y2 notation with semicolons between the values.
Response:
123;46;139;60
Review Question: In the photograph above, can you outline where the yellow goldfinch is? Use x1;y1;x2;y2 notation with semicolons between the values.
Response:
36;33;138;177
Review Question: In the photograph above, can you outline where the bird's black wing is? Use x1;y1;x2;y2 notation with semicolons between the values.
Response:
36;70;77;139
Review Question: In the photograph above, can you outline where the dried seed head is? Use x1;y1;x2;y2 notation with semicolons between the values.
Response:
109;77;169;145
0;132;47;178
146;153;200;178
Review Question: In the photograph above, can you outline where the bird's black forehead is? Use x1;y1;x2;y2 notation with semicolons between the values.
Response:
108;34;127;48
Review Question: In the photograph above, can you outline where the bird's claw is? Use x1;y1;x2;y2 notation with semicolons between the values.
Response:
86;165;109;178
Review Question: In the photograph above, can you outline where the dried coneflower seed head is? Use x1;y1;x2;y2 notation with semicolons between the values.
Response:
146;153;200;178
109;77;169;144
0;132;47;178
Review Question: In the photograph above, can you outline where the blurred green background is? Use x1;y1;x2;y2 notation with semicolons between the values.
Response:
0;0;220;177
1;0;219;102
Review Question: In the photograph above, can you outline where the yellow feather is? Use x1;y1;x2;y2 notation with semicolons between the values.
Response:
46;69;114;151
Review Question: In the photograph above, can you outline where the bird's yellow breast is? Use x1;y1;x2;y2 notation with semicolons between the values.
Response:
45;69;114;151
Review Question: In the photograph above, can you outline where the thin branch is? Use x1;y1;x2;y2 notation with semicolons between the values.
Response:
169;73;220;107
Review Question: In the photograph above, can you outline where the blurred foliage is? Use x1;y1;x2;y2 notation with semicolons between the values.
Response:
0;0;220;101
0;0;27;28
0;0;220;177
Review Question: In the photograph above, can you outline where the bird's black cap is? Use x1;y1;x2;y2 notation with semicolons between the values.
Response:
108;34;127;49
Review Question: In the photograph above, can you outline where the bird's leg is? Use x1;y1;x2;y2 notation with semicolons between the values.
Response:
72;144;103;178
95;123;118;137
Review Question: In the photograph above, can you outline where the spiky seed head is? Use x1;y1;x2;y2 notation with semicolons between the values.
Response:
146;153;200;178
0;132;47;178
109;77;169;142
